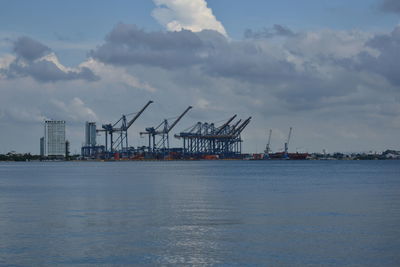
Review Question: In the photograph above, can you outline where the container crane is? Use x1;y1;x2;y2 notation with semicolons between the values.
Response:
174;115;251;158
231;117;252;137
226;119;242;135
215;114;237;134
284;127;292;158
221;117;251;155
97;100;153;154
141;106;192;153
264;129;272;156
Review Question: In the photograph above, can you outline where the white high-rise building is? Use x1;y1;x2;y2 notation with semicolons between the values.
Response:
44;120;66;157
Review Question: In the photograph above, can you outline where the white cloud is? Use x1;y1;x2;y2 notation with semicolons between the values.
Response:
40;52;72;72
80;58;156;92
285;29;376;60
1;107;46;123
0;54;15;78
50;97;98;122
1;23;400;153
0;36;99;82
152;0;228;37
195;97;210;109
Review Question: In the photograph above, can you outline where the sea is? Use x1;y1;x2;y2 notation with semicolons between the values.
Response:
0;160;399;266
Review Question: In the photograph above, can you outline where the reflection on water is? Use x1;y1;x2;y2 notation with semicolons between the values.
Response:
0;161;399;266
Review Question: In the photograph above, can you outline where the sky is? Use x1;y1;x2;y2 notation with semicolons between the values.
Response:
0;0;400;154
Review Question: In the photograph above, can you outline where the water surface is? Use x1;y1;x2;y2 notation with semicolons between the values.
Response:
0;161;399;266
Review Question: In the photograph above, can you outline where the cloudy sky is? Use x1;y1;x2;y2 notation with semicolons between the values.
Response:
1;0;400;154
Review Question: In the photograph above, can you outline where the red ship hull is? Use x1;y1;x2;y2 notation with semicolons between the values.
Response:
267;152;308;160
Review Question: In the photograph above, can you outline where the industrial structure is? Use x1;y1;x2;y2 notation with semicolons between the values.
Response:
265;127;309;160
140;106;192;155
263;129;272;159
35;102;309;161
174;115;252;159
42;120;66;157
79;100;253;160
95;100;153;158
284;127;292;159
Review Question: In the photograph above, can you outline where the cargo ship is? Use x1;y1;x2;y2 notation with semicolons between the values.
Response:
266;152;308;160
263;127;308;160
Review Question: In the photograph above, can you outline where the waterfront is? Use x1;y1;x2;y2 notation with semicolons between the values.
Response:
0;161;399;266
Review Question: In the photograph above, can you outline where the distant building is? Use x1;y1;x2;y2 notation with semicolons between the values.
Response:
85;122;97;146
40;137;45;157
82;121;104;158
65;140;70;158
44;120;66;157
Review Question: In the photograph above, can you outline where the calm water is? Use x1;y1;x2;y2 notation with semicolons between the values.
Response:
0;161;399;266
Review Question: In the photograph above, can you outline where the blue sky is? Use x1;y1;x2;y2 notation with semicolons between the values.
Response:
1;0;398;41
0;0;400;154
1;0;398;65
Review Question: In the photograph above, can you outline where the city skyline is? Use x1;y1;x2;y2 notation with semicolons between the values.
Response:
1;0;400;154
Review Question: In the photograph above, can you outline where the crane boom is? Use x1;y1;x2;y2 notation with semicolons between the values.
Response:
265;129;272;153
215;114;237;134
227;119;242;135
284;127;292;154
166;106;192;133
232;117;251;136
287;127;292;146
125;100;153;130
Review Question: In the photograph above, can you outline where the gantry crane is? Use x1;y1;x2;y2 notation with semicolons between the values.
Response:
222;116;251;155
231;117;251;137
140;106;192;153
97;100;153;154
264;129;272;156
284;127;292;158
174;115;251;157
215;115;237;134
